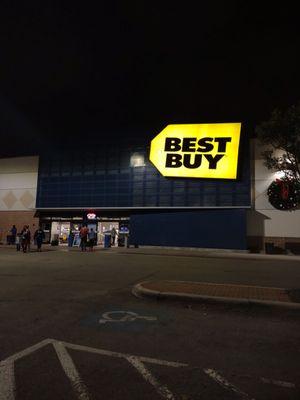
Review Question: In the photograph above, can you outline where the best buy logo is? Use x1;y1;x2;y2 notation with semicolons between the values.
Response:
149;123;241;179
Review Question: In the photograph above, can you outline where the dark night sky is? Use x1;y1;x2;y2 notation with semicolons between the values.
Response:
0;2;299;154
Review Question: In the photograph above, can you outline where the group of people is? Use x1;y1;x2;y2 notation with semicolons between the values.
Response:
78;225;96;251
9;225;45;253
7;224;118;253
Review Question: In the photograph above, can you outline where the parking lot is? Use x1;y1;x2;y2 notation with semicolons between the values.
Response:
0;248;299;399
1;336;298;399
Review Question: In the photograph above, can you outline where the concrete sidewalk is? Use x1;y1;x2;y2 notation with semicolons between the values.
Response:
1;243;300;261
119;246;300;261
133;280;300;309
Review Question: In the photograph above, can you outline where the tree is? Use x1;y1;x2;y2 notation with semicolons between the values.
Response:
255;103;300;181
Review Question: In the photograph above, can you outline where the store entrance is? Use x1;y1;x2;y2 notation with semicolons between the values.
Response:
50;221;81;245
97;219;130;247
98;221;119;246
46;219;129;247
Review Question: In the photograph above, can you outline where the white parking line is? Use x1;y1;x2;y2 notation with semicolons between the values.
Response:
0;360;15;400
0;339;55;400
261;377;296;389
127;356;176;400
204;368;255;400
0;339;186;400
63;341;187;368
0;339;296;400
53;341;91;400
2;339;54;363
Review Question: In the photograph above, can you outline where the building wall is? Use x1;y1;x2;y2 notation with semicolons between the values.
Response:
0;156;39;242
35;138;251;249
0;210;39;243
130;209;247;250
247;140;300;249
36;140;251;209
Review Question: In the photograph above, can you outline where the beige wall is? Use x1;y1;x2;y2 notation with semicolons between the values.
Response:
247;140;300;241
0;211;39;243
0;156;38;211
0;156;39;243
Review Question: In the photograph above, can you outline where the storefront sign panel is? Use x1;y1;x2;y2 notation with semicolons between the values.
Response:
150;123;241;179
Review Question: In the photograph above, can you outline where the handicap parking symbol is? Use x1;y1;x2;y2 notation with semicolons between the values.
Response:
81;307;172;332
98;310;157;324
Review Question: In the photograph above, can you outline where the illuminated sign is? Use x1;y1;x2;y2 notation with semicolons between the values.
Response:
149;123;241;179
87;213;96;219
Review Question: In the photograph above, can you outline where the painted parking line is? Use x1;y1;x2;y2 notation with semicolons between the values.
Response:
0;339;186;400
0;360;14;400
126;356;176;400
204;368;256;400
62;340;187;368
0;339;54;400
260;377;296;389
0;339;297;400
53;341;90;400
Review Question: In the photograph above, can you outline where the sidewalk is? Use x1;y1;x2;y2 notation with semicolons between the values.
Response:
133;280;300;309
1;243;300;261
118;246;300;262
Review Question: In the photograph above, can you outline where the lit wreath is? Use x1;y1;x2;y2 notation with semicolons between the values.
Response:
267;179;300;210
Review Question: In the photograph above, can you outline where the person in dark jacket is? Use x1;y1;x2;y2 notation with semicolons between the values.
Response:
79;225;88;251
34;226;45;252
21;225;30;253
88;228;96;251
10;225;17;244
110;227;117;246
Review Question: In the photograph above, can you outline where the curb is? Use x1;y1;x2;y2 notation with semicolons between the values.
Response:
119;248;300;262
132;282;300;310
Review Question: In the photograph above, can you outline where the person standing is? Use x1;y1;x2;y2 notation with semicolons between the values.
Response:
10;225;17;244
88;228;96;251
21;225;30;253
27;226;31;252
34;226;45;252
15;233;21;251
68;231;74;247
79;225;88;251
111;226;117;246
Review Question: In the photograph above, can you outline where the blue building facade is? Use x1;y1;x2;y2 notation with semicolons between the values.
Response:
36;135;251;249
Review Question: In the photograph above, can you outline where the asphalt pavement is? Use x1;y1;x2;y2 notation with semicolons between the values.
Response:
0;245;299;399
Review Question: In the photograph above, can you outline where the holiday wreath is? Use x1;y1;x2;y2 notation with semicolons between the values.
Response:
267;178;300;210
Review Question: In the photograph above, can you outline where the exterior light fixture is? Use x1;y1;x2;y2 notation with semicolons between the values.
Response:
130;153;145;167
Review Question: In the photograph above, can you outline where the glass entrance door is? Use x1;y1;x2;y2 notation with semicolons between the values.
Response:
98;222;119;246
51;222;71;244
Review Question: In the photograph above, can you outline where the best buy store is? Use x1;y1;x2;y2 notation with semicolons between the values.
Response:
3;123;299;250
1;123;253;249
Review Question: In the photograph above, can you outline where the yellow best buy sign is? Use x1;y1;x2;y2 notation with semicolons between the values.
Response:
149;123;241;179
